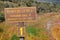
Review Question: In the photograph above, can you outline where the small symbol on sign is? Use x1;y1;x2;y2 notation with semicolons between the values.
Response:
20;27;23;36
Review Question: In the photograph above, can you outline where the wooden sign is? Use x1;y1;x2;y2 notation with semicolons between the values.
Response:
4;7;37;24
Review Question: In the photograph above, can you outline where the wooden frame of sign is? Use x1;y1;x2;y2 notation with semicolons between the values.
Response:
4;7;37;24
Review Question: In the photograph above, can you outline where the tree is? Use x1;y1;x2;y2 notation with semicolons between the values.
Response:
26;0;34;7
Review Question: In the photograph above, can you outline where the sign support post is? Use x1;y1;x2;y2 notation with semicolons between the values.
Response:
17;22;25;40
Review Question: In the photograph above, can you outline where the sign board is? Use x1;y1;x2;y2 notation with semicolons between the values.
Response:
4;7;37;24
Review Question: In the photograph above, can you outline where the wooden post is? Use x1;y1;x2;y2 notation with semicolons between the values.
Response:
17;22;25;40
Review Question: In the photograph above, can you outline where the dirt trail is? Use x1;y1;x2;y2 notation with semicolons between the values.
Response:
46;20;56;40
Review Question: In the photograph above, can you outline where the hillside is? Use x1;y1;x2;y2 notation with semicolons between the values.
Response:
0;0;60;40
0;12;60;40
0;0;60;13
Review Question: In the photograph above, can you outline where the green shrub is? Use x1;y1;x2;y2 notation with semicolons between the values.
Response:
0;28;3;33
11;35;19;40
26;25;48;40
26;26;38;36
0;13;5;22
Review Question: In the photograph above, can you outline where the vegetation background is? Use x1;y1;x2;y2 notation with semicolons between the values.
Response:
0;0;60;40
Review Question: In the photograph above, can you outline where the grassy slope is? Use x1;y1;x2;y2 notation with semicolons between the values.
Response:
0;12;60;40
